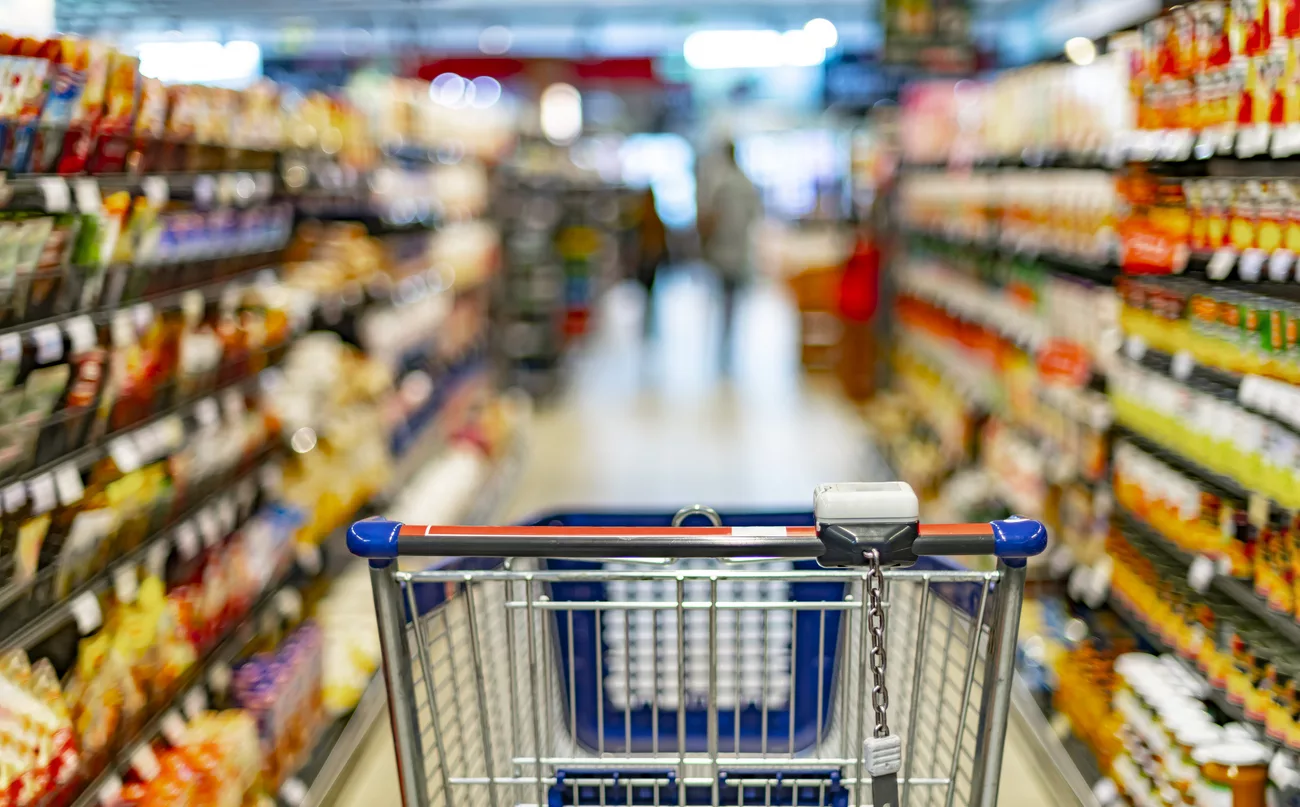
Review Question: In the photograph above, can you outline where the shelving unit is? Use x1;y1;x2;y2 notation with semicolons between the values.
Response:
886;12;1300;799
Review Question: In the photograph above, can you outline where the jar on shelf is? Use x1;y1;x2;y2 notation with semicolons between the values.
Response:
1190;741;1271;807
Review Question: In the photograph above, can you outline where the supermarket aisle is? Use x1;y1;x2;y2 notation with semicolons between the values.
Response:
504;268;872;518
334;269;1054;806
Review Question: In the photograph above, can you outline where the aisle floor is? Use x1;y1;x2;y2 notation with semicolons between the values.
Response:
334;269;1056;806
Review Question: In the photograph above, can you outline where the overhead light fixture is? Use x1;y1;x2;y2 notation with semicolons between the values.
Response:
430;72;468;107
1064;36;1097;66
804;18;838;49
540;83;582;145
137;40;262;87
683;29;830;70
479;25;513;55
470;76;502;108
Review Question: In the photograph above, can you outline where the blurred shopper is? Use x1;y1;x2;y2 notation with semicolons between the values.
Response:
635;187;668;339
697;141;761;366
836;219;882;401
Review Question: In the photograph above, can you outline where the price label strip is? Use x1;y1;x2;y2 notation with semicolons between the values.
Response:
160;710;188;746
175;521;201;561
70;591;103;635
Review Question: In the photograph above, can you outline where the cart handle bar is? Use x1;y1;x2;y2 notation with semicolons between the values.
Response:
348;518;1046;568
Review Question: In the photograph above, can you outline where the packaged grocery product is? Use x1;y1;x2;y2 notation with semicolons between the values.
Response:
0;650;80;806
1191;742;1270;806
1233;0;1272;57
1198;1;1234;72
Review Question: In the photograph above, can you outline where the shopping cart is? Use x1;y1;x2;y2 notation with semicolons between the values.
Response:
349;482;1046;807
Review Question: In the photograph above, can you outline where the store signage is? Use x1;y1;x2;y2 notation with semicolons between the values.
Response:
882;0;976;73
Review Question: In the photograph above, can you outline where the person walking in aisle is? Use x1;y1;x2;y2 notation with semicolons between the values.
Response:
635;186;668;340
697;140;761;371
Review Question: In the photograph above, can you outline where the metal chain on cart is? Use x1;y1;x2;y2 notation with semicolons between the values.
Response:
862;548;901;807
864;548;890;738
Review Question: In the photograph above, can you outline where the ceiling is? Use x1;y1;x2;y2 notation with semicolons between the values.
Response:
56;0;879;57
52;0;1141;66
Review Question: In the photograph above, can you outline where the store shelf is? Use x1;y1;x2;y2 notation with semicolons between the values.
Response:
281;420;528;807
281;676;385;807
1;170;279;212
68;570;302;807
902;151;1119;172
1009;676;1104;807
1116;508;1300;649
1112;424;1250;502
1124;343;1243;398
0;339;293;492
1122;339;1300;438
0;449;280;650
0;260;283;340
1105;597;1285;750
906;230;1120;286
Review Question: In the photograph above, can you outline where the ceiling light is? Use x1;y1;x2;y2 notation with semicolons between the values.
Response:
1064;36;1097;66
470;76;502;108
430;72;467;106
804;18;838;49
684;30;784;70
683;29;829;70
137;40;262;87
540;83;582;145
479;25;513;54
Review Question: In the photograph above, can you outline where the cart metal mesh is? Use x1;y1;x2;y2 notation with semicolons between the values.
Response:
389;559;1001;807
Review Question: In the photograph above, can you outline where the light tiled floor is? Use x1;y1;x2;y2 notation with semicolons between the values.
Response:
333;270;1055;806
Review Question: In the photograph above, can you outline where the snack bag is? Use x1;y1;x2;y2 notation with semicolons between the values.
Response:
1198;0;1234;71
1281;0;1300;38
1228;56;1253;124
1233;0;1272;56
75;41;109;124
135;78;167;140
1256;45;1288;123
1188;180;1210;251
1231;181;1261;252
165;85;200;142
102;50;138;131
40;36;86;128
1172;6;1199;76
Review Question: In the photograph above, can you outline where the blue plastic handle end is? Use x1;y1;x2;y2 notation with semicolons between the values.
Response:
989;517;1048;568
349;517;403;566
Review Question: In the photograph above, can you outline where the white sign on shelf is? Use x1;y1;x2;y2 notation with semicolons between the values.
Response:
1269;249;1295;282
175;521;201;561
280;778;308;807
209;661;232;697
141;176;169;207
160;710;187;746
113;563;139;604
37;176;70;212
1170;351;1194;381
1238;248;1268;282
130;744;161;781
1187;555;1215;594
197;508;222;548
72;178;101;215
1207;248;1238;281
70;591;103;635
32;324;63;364
97;773;123;807
146;538;171;579
65;316;97;355
54;462;85;506
182;686;208;720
